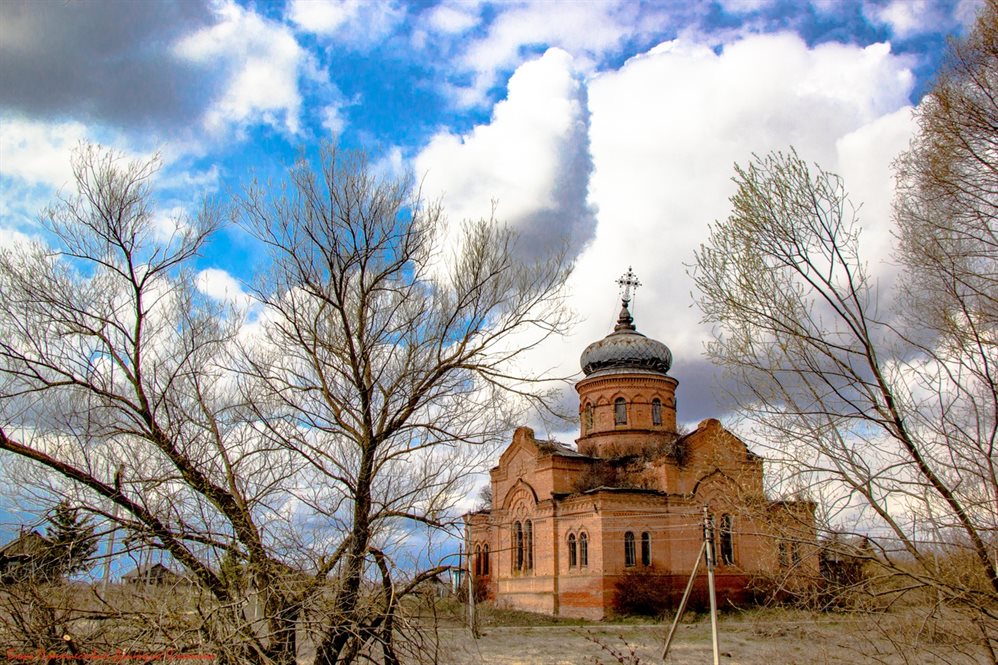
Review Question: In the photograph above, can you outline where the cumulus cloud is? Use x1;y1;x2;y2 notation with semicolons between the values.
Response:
415;48;597;261
835;105;917;283
522;32;918;436
175;0;308;134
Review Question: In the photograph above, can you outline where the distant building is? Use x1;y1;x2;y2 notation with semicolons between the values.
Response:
465;272;817;619
121;562;184;586
0;529;54;584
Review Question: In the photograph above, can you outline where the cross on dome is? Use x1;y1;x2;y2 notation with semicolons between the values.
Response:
580;267;673;375
616;267;641;305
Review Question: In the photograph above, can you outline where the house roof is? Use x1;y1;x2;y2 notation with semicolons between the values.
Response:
0;530;52;559
121;562;178;579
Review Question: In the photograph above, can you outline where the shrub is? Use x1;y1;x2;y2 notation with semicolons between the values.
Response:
611;570;670;617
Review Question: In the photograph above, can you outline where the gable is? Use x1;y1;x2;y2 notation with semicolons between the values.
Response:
683;419;754;468
496;426;541;471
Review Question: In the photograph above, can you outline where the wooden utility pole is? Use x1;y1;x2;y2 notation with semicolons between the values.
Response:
663;505;722;663
467;553;478;638
703;505;720;665
662;539;706;660
461;536;479;638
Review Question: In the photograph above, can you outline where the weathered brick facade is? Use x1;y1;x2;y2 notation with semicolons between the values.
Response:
465;293;817;619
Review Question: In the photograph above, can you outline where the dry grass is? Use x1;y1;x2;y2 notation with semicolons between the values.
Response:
431;608;995;665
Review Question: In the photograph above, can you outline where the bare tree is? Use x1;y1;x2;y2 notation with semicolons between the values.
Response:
0;143;572;663
235;144;572;663
692;62;997;656
0;144;308;663
893;0;998;588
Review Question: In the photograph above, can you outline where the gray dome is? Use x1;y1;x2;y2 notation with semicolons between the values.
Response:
580;300;672;376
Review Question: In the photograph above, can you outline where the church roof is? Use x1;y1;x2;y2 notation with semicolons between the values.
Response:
580;298;672;377
536;439;589;458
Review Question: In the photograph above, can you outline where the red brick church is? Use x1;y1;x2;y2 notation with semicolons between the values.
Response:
465;271;816;619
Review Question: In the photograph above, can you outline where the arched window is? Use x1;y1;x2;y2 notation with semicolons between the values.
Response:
579;532;588;567
791;541;801;566
474;544;482;576
651;398;662;426
624;531;636;567
483;544;490;575
641;532;651;566
614;397;627;425
568;533;577;567
720;514;734;565
514;521;523;571
525;520;534;571
584;403;594;433
778;541;788;568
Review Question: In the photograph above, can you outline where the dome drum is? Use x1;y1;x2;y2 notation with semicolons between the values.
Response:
576;295;678;457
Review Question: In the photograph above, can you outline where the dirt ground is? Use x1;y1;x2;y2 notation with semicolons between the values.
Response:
432;613;994;665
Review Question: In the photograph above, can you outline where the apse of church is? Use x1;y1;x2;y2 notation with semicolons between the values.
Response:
464;270;817;619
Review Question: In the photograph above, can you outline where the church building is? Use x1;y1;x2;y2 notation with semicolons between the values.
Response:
464;271;816;619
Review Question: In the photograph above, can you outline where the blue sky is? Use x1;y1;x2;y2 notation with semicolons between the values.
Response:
0;0;983;441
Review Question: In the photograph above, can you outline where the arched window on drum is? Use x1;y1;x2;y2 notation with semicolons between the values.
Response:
614;397;627;425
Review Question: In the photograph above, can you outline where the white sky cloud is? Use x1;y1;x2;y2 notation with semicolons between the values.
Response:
287;0;405;47
864;0;951;38
320;104;348;136
416;48;596;259
0;0;969;440
835;105;917;283
955;0;986;25
0;117;89;189
717;0;776;13
577;33;916;358
426;2;480;34
449;0;660;108
372;146;406;181
0;226;35;251
419;31;920;437
196;267;255;313
0;118;154;240
175;0;306;134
